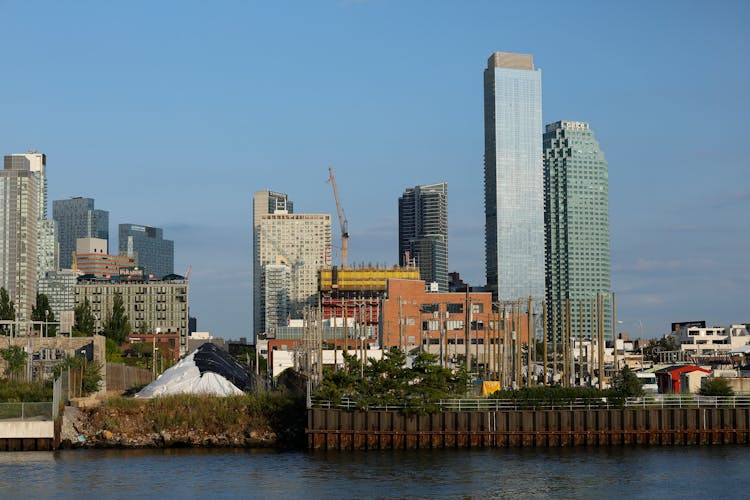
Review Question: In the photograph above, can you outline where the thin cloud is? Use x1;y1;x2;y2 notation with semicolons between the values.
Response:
708;190;750;208
627;294;665;306
614;258;715;273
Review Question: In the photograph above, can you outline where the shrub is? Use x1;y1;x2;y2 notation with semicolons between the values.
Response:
0;379;53;402
700;377;734;396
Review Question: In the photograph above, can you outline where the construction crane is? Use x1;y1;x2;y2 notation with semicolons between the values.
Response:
326;166;349;268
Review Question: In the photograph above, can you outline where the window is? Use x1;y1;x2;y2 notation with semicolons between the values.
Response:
447;303;463;314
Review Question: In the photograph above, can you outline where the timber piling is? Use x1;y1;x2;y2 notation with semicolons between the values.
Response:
307;408;750;450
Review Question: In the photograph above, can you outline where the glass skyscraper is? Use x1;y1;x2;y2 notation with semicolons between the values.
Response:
544;121;611;340
398;182;448;291
53;197;109;269
483;52;544;301
118;224;174;279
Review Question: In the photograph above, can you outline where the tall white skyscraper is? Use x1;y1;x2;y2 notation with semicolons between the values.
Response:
253;190;294;341
483;52;544;301
0;155;41;321
253;205;331;334
3;153;57;282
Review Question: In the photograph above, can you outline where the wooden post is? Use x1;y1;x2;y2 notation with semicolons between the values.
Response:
590;297;596;385
528;297;534;387
612;292;618;373
579;300;584;387
552;301;558;386
465;288;471;372
515;301;522;388
596;293;604;390
542;301;548;386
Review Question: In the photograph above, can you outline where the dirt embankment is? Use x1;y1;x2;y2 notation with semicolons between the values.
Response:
59;393;305;449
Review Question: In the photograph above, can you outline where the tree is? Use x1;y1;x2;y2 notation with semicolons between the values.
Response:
611;366;644;398
0;346;26;380
52;356;102;396
700;377;734;396
31;293;57;336
73;298;96;336
316;348;469;414
105;337;124;363
0;287;15;335
102;292;131;345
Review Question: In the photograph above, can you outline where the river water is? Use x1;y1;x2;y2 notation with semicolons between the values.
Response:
1;446;749;498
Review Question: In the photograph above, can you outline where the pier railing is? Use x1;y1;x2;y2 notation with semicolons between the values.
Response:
0;402;54;421
311;395;750;411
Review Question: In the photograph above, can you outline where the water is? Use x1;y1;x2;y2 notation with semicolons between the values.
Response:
2;447;750;498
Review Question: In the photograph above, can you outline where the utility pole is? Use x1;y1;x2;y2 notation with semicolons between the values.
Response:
526;297;533;387
515;301;522;388
579;300;584;387
542;301;547;386
552;302;558;386
398;297;403;352
590;297;595;385
596;293;604;390
464;288;471;372
564;299;572;388
612;292;618;374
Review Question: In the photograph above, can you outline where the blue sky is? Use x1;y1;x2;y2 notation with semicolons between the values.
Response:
1;0;748;339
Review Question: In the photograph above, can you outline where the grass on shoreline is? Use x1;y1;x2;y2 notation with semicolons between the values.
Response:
0;379;53;403
99;391;306;447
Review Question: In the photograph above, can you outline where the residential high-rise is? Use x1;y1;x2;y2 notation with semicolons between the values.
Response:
252;190;293;339
544;120;612;339
53;197;109;269
75;275;189;354
254;202;331;339
118;224;174;279
0;156;40;321
3;153;57;282
483;52;544;301
398;182;448;291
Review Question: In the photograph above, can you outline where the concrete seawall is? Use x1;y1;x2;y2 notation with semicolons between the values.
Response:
0;421;56;451
307;408;750;449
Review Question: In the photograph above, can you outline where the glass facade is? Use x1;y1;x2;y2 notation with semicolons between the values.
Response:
118;224;174;279
483;52;544;301
398;182;448;291
544;121;612;340
53;197;109;269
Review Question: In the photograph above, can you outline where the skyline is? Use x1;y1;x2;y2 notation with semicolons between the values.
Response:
1;1;748;339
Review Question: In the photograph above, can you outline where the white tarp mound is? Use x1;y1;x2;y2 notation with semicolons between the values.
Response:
136;344;247;398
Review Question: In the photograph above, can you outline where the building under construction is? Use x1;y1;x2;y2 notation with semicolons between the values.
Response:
318;265;420;342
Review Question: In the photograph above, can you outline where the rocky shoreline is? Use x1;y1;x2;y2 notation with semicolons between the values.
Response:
59;403;285;450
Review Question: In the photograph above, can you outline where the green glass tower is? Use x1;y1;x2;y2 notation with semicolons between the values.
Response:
544;121;611;341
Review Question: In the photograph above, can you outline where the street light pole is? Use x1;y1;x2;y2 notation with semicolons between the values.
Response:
359;335;366;378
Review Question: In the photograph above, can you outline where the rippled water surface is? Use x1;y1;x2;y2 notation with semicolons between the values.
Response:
1;446;750;498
